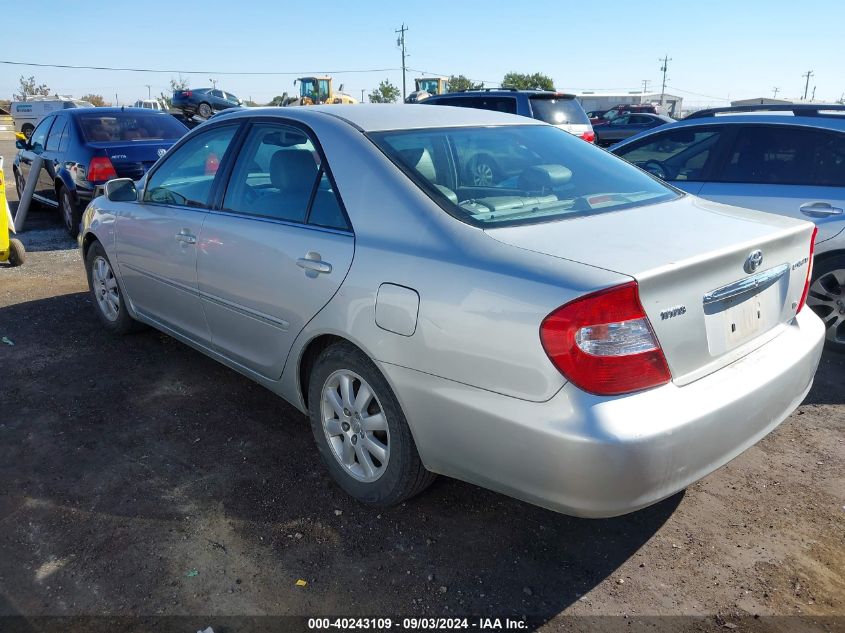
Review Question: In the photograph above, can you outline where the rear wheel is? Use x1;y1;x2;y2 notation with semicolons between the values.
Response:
59;186;82;238
7;239;25;266
469;154;498;186
806;254;845;351
197;102;213;118
308;342;435;506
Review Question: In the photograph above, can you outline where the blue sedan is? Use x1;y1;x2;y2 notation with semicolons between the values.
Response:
13;107;188;237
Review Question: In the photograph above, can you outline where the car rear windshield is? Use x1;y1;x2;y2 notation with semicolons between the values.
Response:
529;96;590;125
369;125;678;227
78;113;187;142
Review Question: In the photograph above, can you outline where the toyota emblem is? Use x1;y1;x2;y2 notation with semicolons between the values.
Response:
744;249;763;273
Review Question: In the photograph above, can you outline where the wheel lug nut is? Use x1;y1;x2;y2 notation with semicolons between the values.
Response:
351;435;358;445
341;422;350;432
343;408;350;416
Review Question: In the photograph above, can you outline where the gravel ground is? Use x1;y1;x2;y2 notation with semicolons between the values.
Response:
0;140;842;632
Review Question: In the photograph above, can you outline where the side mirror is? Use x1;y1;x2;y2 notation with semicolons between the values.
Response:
105;178;138;202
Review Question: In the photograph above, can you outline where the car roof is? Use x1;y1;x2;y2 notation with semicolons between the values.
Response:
64;107;174;117
215;104;546;132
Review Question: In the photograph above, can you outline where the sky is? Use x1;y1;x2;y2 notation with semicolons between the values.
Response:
3;0;844;108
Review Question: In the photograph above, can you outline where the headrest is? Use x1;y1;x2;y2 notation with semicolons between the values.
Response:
399;147;437;182
519;164;572;192
270;149;318;191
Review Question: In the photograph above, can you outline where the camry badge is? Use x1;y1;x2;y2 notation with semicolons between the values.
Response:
157;148;167;158
744;250;763;274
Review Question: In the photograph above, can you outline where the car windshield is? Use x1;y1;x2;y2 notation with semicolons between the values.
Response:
78;113;187;142
529;97;590;125
370;125;678;227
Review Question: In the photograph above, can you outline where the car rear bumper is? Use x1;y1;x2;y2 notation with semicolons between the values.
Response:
380;309;824;518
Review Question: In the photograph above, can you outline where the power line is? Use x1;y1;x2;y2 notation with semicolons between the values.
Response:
665;84;729;102
0;59;400;75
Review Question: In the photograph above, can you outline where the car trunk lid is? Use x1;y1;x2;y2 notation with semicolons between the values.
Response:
485;195;815;385
89;141;170;181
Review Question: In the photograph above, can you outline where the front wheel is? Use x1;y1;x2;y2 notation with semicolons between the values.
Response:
806;254;845;351
85;241;142;334
59;187;82;238
308;342;435;506
469;155;498;187
197;102;213;118
6;239;25;266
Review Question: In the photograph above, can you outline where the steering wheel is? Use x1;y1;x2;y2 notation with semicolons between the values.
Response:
642;160;670;180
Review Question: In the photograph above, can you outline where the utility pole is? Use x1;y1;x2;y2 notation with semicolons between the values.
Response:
115;93;118;106
210;78;217;89
641;79;651;94
659;55;671;104
772;86;780;98
361;89;365;103
395;23;408;100
802;70;814;100
145;84;151;99
811;85;816;101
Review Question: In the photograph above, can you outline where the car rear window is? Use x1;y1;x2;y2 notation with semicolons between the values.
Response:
78;113;187;142
529;96;590;125
369;125;678;228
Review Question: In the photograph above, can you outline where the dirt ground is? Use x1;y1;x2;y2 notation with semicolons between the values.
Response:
0;138;842;632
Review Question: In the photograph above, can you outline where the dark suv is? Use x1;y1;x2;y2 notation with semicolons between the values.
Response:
422;89;595;143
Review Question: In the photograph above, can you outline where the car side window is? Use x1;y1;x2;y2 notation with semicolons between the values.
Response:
812;131;845;187
144;125;238;208
29;116;54;151
45;117;67;151
222;123;349;230
716;126;815;185
616;128;722;182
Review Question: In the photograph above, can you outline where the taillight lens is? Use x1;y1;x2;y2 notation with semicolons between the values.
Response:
183;90;192;97
540;282;671;396
797;226;818;313
580;130;596;143
88;156;118;182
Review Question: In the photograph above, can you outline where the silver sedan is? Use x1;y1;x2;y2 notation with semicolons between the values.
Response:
79;105;824;517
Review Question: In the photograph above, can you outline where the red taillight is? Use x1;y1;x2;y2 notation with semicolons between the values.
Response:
205;152;219;175
797;226;818;313
88;156;117;182
580;130;596;143
183;90;192;98
540;282;671;396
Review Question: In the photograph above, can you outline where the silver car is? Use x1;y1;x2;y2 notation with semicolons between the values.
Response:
79;105;824;518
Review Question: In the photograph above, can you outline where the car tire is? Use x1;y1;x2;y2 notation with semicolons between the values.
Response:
85;240;143;334
469;154;499;187
6;238;25;267
197;102;213;118
21;124;34;140
806;253;845;351
59;186;82;238
308;341;436;506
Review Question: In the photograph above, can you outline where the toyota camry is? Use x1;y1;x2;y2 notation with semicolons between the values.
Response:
78;105;824;517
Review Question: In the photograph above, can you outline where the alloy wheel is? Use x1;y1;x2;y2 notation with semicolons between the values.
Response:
61;191;74;232
92;255;121;322
471;161;495;187
806;268;845;345
320;369;390;482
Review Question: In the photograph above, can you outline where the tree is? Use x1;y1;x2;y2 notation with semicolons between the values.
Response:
268;94;288;106
501;72;555;91
447;75;483;93
81;94;107;107
368;79;401;103
14;75;50;101
159;76;190;108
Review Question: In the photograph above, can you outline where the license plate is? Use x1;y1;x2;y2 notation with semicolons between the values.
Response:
704;284;781;356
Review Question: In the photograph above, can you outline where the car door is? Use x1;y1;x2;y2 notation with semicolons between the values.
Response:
114;123;241;343
196;121;354;379
209;90;227;111
697;125;845;243
612;125;727;196
40;114;68;204
19;115;57;204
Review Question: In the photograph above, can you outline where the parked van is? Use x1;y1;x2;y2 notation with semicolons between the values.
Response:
133;99;166;111
11;96;93;139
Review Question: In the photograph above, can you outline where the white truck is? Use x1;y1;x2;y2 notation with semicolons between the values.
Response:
10;96;93;139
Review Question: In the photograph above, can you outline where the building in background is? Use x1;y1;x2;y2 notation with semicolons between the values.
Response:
730;97;793;106
576;91;683;117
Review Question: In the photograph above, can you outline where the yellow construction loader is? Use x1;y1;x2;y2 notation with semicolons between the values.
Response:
292;77;358;105
405;77;450;103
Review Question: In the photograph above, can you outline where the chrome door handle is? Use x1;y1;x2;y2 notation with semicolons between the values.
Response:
800;202;844;217
297;251;332;276
175;231;196;244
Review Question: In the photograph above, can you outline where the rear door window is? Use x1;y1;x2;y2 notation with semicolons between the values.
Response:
529;97;590;125
29;116;54;151
45;117;67;151
715;126;816;185
811;131;845;187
